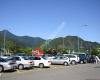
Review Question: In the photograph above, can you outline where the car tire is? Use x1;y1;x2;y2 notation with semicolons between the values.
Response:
0;65;4;72
39;63;44;68
18;64;24;70
84;60;87;64
80;61;84;64
71;60;76;65
63;62;68;66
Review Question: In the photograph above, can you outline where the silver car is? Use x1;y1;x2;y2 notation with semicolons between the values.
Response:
0;57;17;72
51;56;70;66
63;54;80;65
8;56;34;70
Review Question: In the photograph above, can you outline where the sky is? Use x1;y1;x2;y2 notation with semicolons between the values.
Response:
0;0;100;43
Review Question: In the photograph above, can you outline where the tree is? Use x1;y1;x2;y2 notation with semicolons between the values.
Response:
91;48;99;56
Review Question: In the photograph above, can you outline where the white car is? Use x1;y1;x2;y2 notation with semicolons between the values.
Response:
0;57;17;72
63;54;80;65
51;56;70;66
28;56;51;68
8;56;34;70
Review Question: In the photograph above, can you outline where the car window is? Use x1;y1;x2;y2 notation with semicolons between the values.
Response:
69;55;75;58
0;58;7;62
13;57;21;61
5;57;12;61
22;56;29;60
42;56;47;60
79;54;86;58
29;56;35;60
59;56;63;59
34;57;41;60
54;56;58;59
63;56;68;59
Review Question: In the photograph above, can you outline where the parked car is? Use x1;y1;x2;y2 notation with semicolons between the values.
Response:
0;57;17;72
72;53;87;64
42;54;55;60
51;56;70;66
63;54;79;65
28;56;51;68
7;56;34;70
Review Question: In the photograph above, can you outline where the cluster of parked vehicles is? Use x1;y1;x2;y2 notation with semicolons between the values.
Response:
0;52;100;72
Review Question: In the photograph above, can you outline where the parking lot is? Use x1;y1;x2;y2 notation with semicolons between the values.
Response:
0;63;100;80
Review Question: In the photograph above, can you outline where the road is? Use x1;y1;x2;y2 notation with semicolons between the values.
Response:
0;63;100;80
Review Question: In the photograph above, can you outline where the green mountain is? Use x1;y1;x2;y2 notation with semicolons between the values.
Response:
0;30;100;53
0;30;45;49
47;36;100;52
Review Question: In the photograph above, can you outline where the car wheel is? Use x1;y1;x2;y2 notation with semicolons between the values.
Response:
80;61;84;64
63;62;68;66
18;64;24;70
39;63;44;68
0;65;4;72
84;60;87;63
71;60;76;65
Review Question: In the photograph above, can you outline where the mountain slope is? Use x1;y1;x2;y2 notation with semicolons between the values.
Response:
47;36;100;51
0;30;100;52
0;30;45;48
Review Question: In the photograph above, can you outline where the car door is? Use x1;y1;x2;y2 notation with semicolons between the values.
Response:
57;56;66;64
51;57;60;64
33;57;41;66
13;57;21;64
53;56;64;64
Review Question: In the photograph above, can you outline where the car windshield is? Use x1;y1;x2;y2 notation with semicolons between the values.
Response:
42;56;47;60
28;56;34;60
79;54;85;57
5;57;12;61
22;56;29;60
0;57;8;62
76;54;86;58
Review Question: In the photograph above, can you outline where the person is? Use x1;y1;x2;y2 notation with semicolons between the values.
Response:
90;55;96;63
95;56;100;63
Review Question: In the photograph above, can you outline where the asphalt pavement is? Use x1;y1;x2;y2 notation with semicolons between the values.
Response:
0;63;100;80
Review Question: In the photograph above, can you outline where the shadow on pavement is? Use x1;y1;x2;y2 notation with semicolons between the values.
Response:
3;70;17;73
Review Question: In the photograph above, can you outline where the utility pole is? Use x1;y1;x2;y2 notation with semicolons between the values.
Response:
4;30;6;54
63;37;64;51
89;42;91;55
77;36;79;52
77;24;88;52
